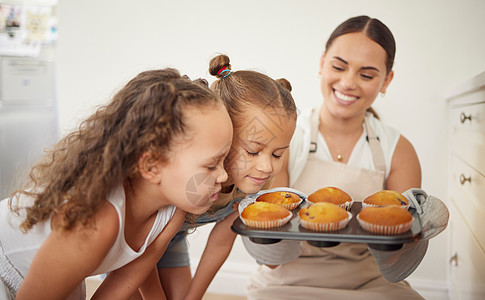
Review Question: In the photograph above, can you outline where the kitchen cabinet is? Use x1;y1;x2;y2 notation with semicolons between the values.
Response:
446;71;485;300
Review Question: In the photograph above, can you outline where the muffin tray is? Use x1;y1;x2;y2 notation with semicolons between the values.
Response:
232;201;422;251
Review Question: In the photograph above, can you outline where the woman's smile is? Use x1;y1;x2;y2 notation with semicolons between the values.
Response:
334;89;359;104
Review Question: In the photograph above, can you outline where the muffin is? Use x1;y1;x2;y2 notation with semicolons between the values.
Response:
307;187;353;210
298;202;352;232
240;202;292;229
256;191;302;210
362;190;409;209
357;206;413;235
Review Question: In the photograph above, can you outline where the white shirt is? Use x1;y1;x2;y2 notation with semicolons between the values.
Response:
289;108;401;186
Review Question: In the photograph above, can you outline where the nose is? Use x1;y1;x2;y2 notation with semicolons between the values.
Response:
256;155;273;174
217;165;229;184
341;71;357;90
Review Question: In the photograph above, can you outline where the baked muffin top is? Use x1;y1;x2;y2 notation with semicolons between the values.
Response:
358;206;412;226
298;202;349;224
307;187;352;205
241;202;291;221
363;190;409;207
256;191;301;205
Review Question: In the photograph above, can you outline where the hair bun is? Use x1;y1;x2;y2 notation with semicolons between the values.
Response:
209;54;232;78
276;78;292;92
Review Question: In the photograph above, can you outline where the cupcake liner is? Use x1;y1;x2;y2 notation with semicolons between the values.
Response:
357;214;413;235
361;202;410;210
279;199;303;210
239;189;306;214
306;199;354;211
240;211;292;229
299;211;352;232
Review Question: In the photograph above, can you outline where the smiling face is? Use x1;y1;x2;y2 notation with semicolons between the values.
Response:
158;103;233;215
225;105;296;194
319;32;394;121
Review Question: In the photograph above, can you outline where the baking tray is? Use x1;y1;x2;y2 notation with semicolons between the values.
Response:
232;201;422;251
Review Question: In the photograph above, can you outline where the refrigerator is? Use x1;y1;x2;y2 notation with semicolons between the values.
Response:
0;53;58;199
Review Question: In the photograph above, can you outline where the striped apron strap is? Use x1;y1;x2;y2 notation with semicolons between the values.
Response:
0;241;23;296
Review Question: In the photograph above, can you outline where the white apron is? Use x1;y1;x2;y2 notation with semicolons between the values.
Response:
247;110;424;299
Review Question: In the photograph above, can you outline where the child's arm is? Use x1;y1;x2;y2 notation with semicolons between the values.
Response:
92;208;186;299
184;211;239;300
138;267;167;300
16;201;120;300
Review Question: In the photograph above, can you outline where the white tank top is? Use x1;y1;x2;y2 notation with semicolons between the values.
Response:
92;185;176;274
0;185;176;277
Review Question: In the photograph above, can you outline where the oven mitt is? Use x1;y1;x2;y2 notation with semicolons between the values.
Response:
402;188;449;240
239;188;307;265
241;236;301;265
369;239;428;282
369;188;449;282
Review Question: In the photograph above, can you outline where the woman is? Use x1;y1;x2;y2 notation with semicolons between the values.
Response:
243;15;428;299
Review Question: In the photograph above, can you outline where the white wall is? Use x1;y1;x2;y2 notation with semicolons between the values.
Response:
56;0;485;297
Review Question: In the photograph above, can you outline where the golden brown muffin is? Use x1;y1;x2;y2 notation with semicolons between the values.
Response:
298;202;351;231
357;206;413;235
363;190;409;208
307;187;353;210
240;202;292;228
256;191;302;210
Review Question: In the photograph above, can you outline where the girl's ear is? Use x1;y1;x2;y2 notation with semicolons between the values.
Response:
138;152;162;184
380;70;394;94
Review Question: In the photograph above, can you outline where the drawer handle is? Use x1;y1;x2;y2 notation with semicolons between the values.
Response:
459;174;471;185
449;253;458;266
460;112;472;124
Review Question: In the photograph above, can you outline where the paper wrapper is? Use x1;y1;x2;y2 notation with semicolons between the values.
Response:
361;202;410;210
299;211;352;232
239;187;307;215
306;199;354;211
240;212;292;229
278;199;303;211
357;214;413;235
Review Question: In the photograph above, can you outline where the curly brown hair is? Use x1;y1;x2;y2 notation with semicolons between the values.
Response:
9;68;220;232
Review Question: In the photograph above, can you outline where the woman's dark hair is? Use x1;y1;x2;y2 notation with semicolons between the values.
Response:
326;15;396;74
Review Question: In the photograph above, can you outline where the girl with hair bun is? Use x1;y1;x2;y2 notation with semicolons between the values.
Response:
142;54;298;299
0;68;233;299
